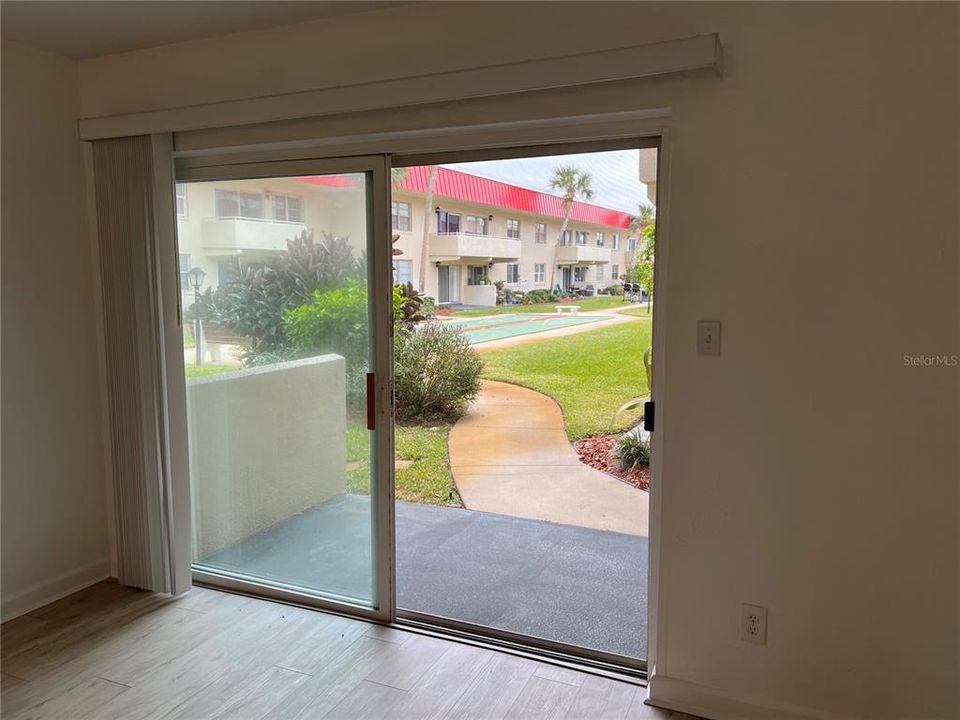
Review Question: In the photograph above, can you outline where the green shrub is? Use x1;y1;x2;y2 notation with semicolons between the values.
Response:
284;281;369;369
522;288;558;305
606;283;624;295
614;431;650;469
420;296;437;317
394;282;429;328
394;323;482;421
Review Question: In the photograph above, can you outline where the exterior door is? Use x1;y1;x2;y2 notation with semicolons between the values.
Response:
438;265;450;303
562;266;573;290
175;155;394;621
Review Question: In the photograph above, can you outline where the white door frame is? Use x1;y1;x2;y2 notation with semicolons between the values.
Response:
169;113;673;678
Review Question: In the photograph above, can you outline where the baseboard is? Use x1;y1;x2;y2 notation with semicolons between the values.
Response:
646;673;860;720
1;559;112;622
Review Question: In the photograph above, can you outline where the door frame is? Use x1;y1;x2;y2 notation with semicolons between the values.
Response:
169;114;672;679
173;154;396;623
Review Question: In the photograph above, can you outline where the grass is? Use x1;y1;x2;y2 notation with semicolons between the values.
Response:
185;363;237;379
346;419;459;507
480;318;652;439
617;305;653;317
451;295;629;317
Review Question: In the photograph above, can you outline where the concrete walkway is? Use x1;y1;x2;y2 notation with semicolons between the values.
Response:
449;380;649;536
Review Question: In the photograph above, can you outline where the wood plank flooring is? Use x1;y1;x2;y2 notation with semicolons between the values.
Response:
1;581;702;720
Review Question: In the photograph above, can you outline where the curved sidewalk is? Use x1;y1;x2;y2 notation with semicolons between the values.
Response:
449;380;649;536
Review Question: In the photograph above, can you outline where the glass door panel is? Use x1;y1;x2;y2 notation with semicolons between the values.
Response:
178;170;380;607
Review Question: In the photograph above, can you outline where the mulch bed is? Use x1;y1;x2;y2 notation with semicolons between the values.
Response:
574;434;650;491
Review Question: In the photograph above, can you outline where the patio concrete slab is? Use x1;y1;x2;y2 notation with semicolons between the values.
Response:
450;380;649;536
200;494;646;660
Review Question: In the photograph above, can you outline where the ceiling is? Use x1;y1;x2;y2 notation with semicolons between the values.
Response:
1;1;408;59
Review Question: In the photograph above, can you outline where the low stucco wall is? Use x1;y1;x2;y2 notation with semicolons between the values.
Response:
187;355;347;558
463;284;497;306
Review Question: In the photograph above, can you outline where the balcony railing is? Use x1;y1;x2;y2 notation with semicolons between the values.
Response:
429;232;521;262
556;244;612;264
201;216;307;253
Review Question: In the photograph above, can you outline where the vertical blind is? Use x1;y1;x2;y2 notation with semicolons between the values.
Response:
92;135;190;594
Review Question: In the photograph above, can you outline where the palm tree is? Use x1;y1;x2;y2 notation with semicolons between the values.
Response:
548;165;593;289
391;167;408;187
630;203;655;234
417;166;439;293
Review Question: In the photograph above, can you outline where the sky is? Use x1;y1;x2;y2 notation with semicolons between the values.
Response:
444;149;651;214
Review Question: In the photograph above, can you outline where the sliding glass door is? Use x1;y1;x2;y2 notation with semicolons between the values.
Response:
176;157;393;617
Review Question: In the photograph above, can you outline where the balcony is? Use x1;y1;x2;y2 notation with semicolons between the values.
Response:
556;244;612;265
429;232;521;263
201;217;307;253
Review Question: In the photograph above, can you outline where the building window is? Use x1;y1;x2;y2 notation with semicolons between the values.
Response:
506;263;520;283
218;257;241;285
272;194;303;223
612;233;620;249
464;215;488;235
574;266;587;282
627;236;637;251
392;201;411;231
534;263;545;283
534;223;547;244
393;259;412;284
437;211;461;233
175;183;187;217
215;189;264;219
467;265;487;285
562;229;573;245
612;264;619;281
506;218;520;239
595;265;604;282
575;231;588;245
596;231;605;247
179;254;191;289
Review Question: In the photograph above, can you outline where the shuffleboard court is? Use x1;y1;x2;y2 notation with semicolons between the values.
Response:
442;313;607;344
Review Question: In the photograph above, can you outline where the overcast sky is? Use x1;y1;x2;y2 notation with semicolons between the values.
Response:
444;149;651;214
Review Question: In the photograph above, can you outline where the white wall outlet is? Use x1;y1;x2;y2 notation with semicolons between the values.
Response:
697;320;721;356
740;603;767;644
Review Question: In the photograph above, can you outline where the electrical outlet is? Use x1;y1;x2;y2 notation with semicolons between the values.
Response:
740;603;767;645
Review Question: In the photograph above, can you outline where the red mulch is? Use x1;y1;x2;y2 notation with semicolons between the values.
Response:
574;434;650;490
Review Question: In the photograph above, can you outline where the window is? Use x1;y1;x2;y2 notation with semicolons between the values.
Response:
627;236;637;251
464;215;488;235
506;264;520;283
272;194;303;223
437;211;461;233
612;233;620;249
179;254;191;289
393;259;412;284
595;265;604;282
215;189;264;219
575;231;588;245
535;223;547;244
506;218;520;239
175;183;187;217
218;257;241;285
596;231;605;247
534;263;545;283
467;265;487;285
392;201;411;231
574;266;587;282
612;264;619;281
562;229;573;245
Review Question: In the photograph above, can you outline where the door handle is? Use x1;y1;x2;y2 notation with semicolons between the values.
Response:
366;372;376;430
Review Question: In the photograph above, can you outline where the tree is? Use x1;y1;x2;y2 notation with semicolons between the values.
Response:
417;166;439;293
630;203;655;235
625;221;656;310
547;165;593;289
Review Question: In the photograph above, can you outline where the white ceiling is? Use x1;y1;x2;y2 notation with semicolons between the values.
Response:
1;1;408;59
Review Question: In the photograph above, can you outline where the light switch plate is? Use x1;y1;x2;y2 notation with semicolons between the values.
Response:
697;320;721;356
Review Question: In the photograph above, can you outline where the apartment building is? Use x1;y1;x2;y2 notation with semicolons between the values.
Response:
174;167;640;307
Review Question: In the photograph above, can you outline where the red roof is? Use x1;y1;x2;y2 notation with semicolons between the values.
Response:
293;167;634;229
397;166;633;229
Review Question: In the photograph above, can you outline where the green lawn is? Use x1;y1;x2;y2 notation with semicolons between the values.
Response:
185;363;237;379
346;420;459;507
617;305;653;317
481;318;652;439
452;295;629;317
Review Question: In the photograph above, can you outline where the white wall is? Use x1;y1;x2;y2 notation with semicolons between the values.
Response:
68;4;960;719
1;41;111;619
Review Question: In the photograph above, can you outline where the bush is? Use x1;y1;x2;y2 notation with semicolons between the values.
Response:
606;284;624;295
284;281;369;369
420;296;437;317
614;430;650;469
394;323;482;421
522;288;558;305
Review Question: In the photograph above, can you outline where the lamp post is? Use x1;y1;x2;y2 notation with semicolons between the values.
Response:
187;267;206;367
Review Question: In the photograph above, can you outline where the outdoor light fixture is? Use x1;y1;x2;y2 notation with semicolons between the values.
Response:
187;267;206;368
488;214;494;221
435;261;441;268
435;206;441;214
187;266;206;292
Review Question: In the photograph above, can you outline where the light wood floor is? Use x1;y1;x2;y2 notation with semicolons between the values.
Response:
1;581;702;720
